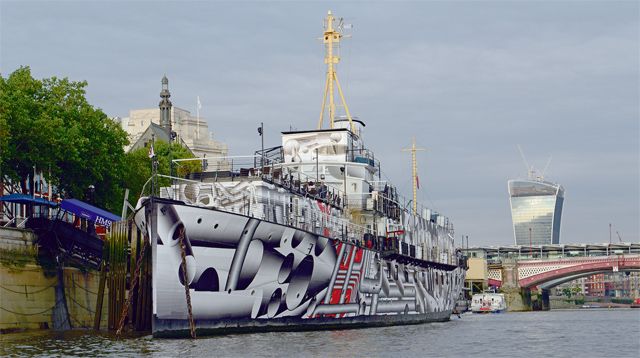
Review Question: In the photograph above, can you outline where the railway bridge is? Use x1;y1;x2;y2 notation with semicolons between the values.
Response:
462;243;640;311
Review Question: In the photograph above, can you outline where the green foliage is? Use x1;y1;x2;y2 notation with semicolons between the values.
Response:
123;146;152;202
154;140;200;179
0;100;7;169
1;66;201;214
0;246;38;269
123;141;200;203
611;297;633;304
0;67;128;212
562;285;583;303
571;285;582;296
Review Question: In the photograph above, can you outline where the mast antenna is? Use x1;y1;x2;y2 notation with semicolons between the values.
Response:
540;155;553;180
402;137;426;215
517;144;535;180
317;10;355;133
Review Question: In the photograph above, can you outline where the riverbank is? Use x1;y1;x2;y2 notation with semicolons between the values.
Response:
550;296;636;310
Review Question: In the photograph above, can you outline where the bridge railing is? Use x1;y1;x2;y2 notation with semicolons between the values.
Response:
464;243;640;263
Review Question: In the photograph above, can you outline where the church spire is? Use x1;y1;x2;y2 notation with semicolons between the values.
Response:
159;75;173;137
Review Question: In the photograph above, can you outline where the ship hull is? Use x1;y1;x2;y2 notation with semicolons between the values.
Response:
154;310;452;338
136;197;465;338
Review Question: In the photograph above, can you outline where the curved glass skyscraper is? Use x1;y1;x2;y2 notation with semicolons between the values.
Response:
508;179;564;245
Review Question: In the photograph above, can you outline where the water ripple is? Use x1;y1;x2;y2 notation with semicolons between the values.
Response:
1;309;639;357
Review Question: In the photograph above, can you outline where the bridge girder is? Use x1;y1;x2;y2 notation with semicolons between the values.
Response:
537;269;640;290
518;256;640;289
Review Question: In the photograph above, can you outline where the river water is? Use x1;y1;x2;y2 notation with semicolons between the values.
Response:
1;309;639;357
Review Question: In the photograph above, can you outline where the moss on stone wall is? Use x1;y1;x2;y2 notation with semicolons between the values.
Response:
0;246;38;269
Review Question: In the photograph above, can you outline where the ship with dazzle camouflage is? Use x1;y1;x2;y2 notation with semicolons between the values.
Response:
133;11;467;338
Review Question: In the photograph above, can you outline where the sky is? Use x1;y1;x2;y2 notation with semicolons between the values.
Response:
1;0;638;246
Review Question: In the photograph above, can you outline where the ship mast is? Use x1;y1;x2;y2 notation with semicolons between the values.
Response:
402;137;426;215
317;10;355;133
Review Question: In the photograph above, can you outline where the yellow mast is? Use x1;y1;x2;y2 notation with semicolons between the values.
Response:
402;137;426;215
317;10;355;133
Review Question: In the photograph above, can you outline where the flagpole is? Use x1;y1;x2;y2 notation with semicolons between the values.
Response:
150;133;157;196
411;138;417;214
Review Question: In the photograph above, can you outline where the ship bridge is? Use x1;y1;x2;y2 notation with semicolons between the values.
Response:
279;121;381;210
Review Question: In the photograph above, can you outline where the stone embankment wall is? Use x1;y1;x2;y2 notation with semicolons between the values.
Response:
0;226;35;250
0;227;108;333
550;297;583;309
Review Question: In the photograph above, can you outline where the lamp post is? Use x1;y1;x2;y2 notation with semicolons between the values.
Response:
86;184;96;236
87;184;95;204
529;227;533;258
258;122;264;173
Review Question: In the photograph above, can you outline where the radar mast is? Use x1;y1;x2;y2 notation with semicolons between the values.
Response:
317;10;355;133
402;137;426;215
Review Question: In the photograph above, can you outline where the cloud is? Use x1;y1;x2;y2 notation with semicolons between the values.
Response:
1;1;637;245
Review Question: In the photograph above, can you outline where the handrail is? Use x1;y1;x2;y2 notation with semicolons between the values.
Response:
147;175;456;265
172;155;261;163
16;217;29;228
2;217;16;227
169;155;451;228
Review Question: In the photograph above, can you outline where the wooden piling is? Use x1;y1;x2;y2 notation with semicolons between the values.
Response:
107;221;127;331
101;219;152;333
93;260;107;330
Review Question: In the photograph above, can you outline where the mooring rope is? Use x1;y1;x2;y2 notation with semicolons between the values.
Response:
69;273;100;296
0;267;57;273
68;312;91;329
64;290;96;314
115;235;149;337
0;281;57;295
0;297;66;316
178;227;197;339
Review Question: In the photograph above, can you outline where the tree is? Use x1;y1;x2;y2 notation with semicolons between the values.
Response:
0;67;128;212
122;146;152;203
571;285;582;297
1;66;201;215
123;141;200;204
0;107;7;186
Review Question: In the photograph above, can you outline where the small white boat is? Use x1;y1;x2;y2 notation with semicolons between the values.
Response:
580;304;600;309
471;293;507;313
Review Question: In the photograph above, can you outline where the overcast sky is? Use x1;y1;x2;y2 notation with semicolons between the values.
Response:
2;0;638;246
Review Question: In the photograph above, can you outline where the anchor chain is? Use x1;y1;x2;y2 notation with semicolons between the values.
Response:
178;227;197;339
115;235;149;336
